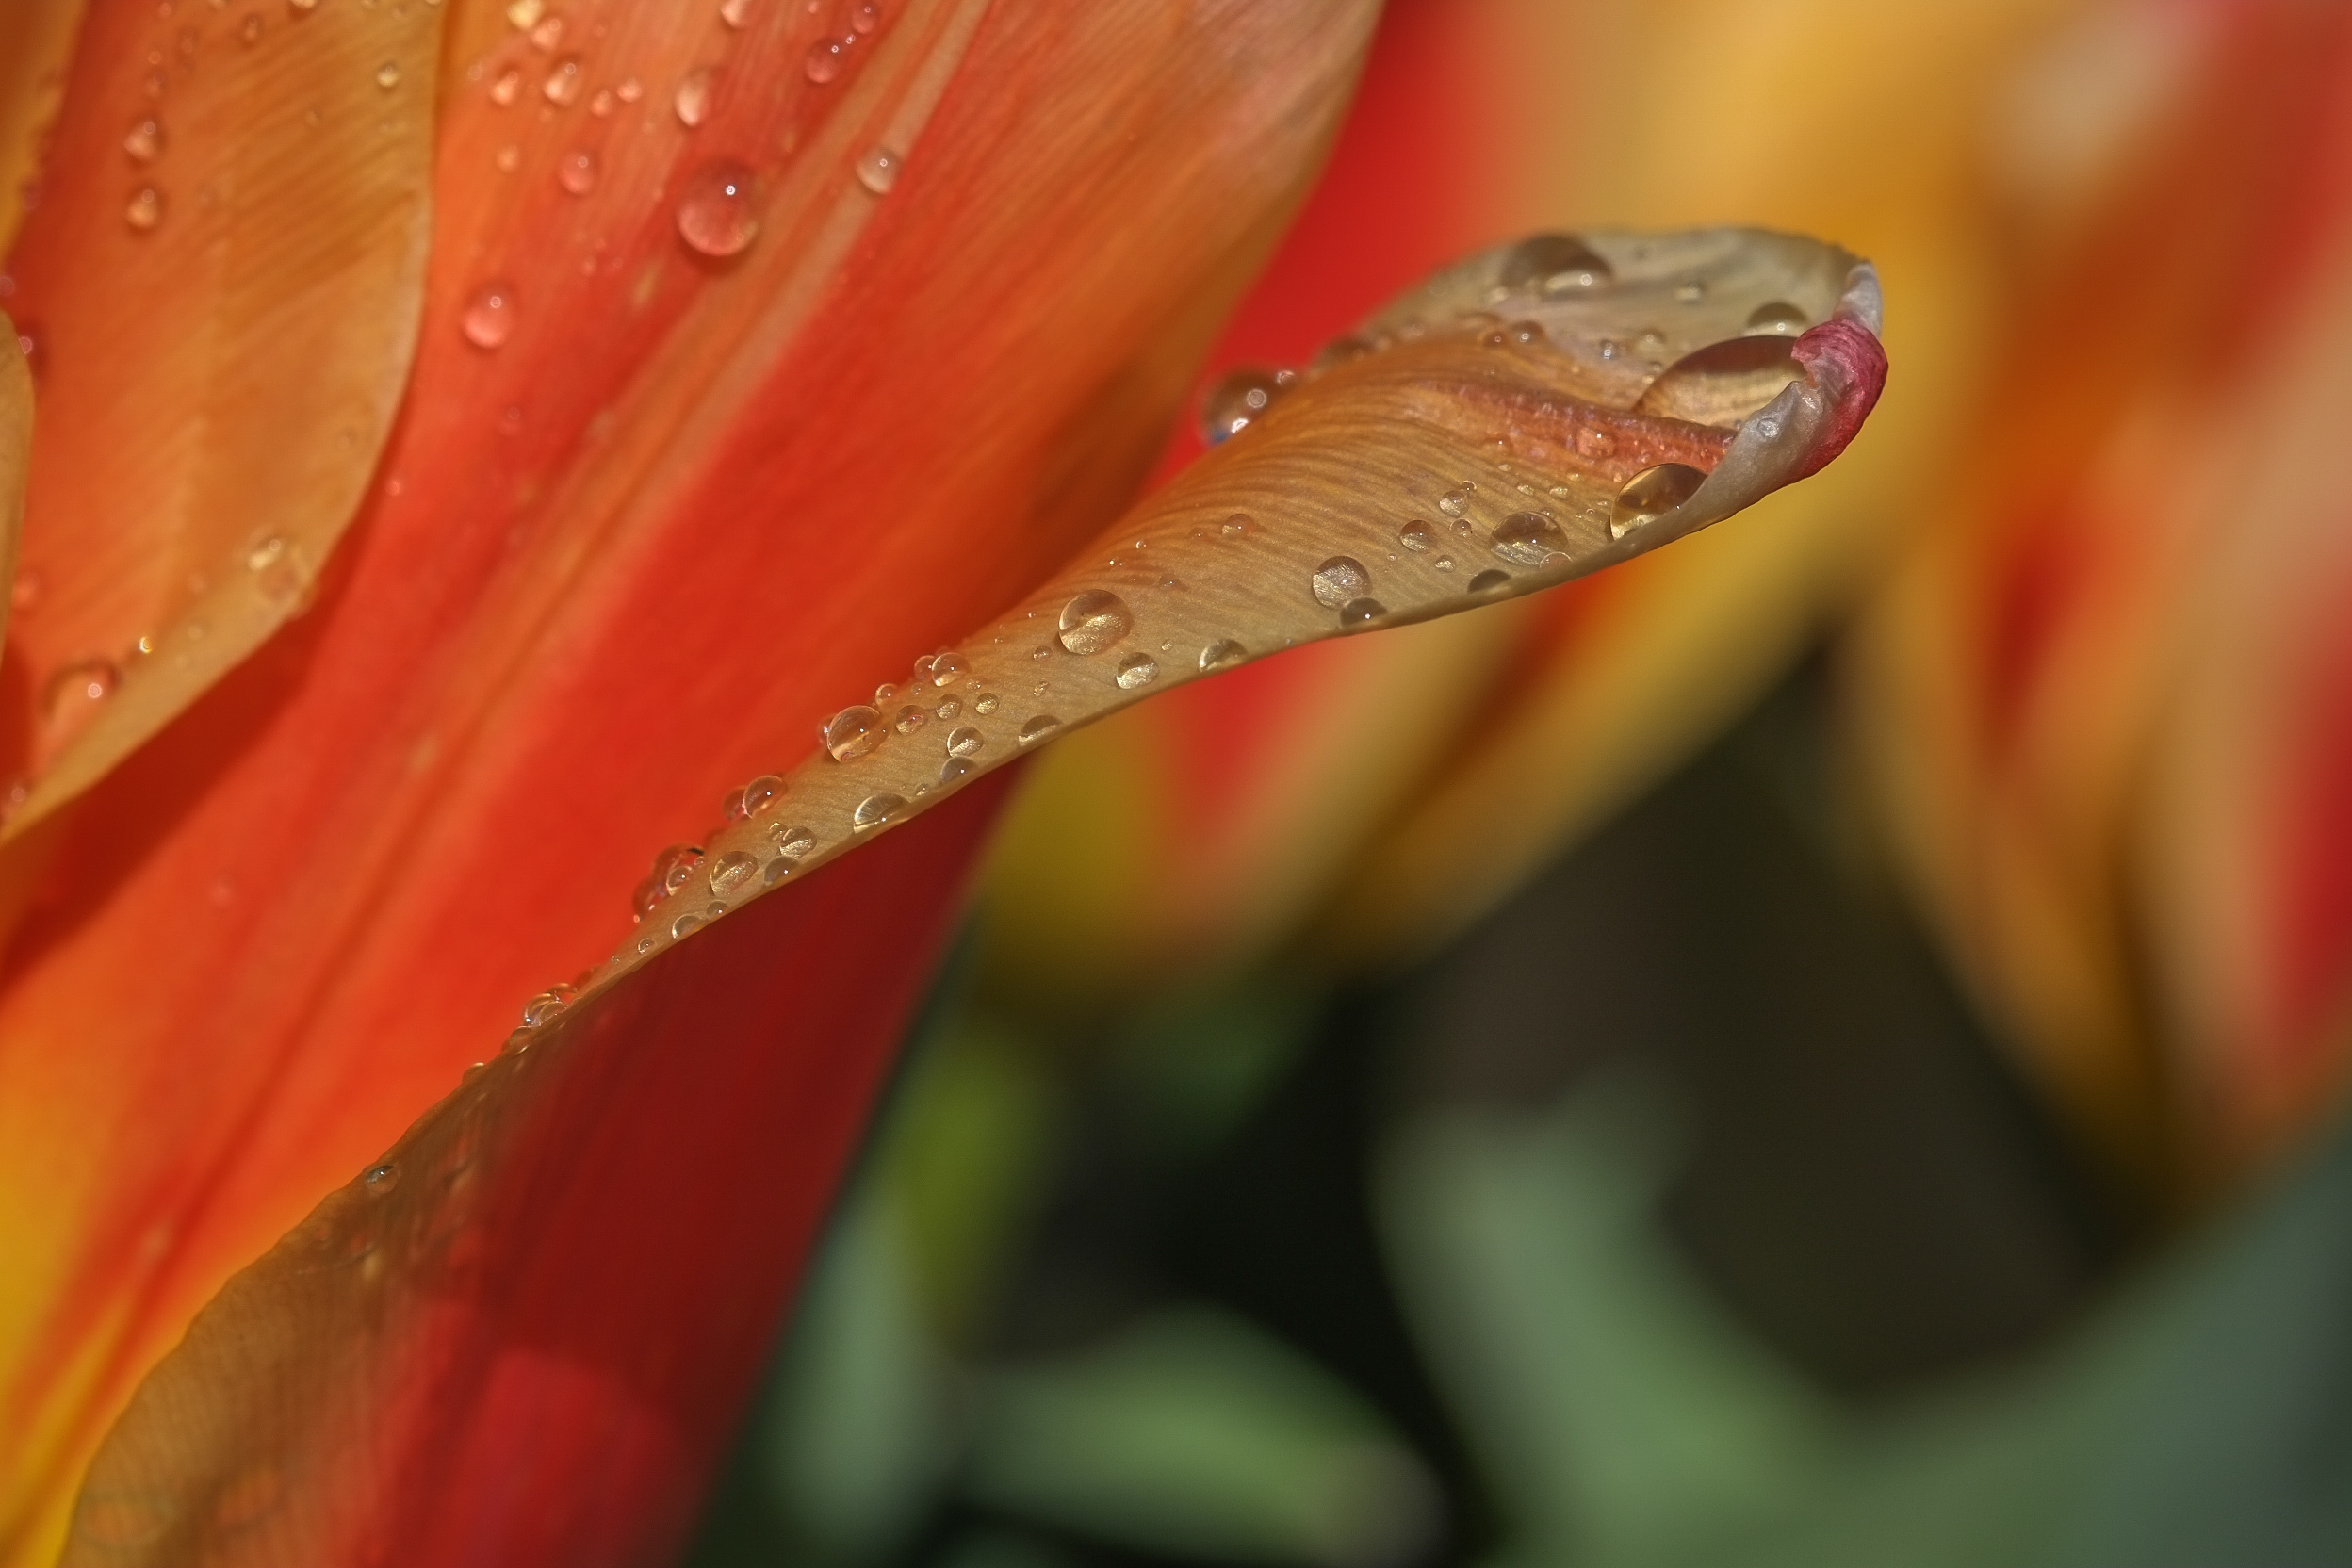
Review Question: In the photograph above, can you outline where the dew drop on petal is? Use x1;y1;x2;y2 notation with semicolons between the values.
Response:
462;281;516;349
1115;652;1158;690
1610;463;1707;539
1200;366;1295;443
1497;232;1611;294
823;703;884;761
557;149;597;194
852;792;906;832
376;61;402;90
673;67;712;126
675;158;760;257
1199;639;1246;672
1468;568;1511;593
925;650;967;687
1056;590;1132;655
893;704;929;735
937;757;972;787
855;145;899;195
1437;489;1470;518
1018;714;1061;745
124;187;164;231
806;37;848;82
1632;337;1800;429
1338;596;1386;628
709;849;759;896
1744;300;1810;335
1309;556;1369;609
973;692;999;715
851;0;880;31
671;911;703;939
1675;279;1707;303
1398;521;1433;554
773;824;818;858
542;57;585;105
944;726;984;758
363;1162;400;1194
43;657;119;722
123;118;163;163
733;774;784;819
720;0;753;26
490;67;522;105
1491;511;1570;566
520;985;574;1026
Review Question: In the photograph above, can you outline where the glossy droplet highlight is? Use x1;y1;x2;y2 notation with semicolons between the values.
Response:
520;985;575;1026
1338;597;1386;628
363;1163;400;1194
375;61;401;90
1491;512;1569;567
945;726;984;758
1745;300;1809;335
1437;488;1470;518
676;159;760;257
1398;521;1433;553
806;37;849;82
1056;590;1133;655
462;282;516;349
124;188;164;232
1018;714;1062;745
673;68;712;125
974;693;1000;714
123;118;163;163
1498;233;1611;294
44;658;119;721
709;849;759;896
542;57;583;105
557;149;597;195
671;912;703;939
1201;367;1295;443
1310;556;1370;609
1610;464;1707;538
1115;652;1158;690
852;793;906;833
937;757;972;787
1199;639;1245;672
1632;336;1801;429
856;145;900;195
823;704;884;761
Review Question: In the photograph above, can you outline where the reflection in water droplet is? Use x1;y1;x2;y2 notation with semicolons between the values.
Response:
557;149;597;194
1491;511;1570;566
674;68;712;125
1497;233;1611;294
1745;300;1809;335
823;704;884;761
775;824;818;857
1057;590;1133;655
462;282;516;349
1221;514;1252;538
1610;463;1707;538
1398;521;1433;553
43;658;119;722
520;985;574;1026
973;693;999;715
1432;555;1455;571
1018;714;1061;745
924;650;967;686
944;726;984;758
893;704;928;735
727;774;784;820
1338;597;1385;628
806;37;849;82
937;757;972;786
676;159;760;257
1200;368;1295;443
1632;335;1800;429
1437;489;1470;518
709;849;759;896
124;119;164;163
855;145;900;194
852;792;906;832
1310;556;1370;609
376;61;402;90
1199;639;1245;672
671;911;703;939
124;188;164;231
1115;652;1158;690
363;1162;400;1194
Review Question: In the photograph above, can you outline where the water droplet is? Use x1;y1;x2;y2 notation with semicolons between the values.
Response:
1199;639;1245;671
852;0;881;32
1497;233;1611;294
520;984;575;1026
1631;335;1800;428
709;849;759;896
822;703;884;761
1437;489;1473;518
1338;597;1386;628
1674;279;1707;303
852;792;906;832
1491;511;1570;566
892;704;929;735
1221;514;1252;538
719;0;753;26
675;158;760;257
1017;714;1061;745
542;57;583;105
774;823;818;857
1310;556;1370;609
287;0;318;12
490;67;522;105
1398;521;1434;553
530;15;565;50
1433;555;1455;571
937;757;972;786
943;725;984;758
934;697;962;723
123;118;164;163
973;692;999;715
763;857;790;886
1056;589;1133;655
363;1162;400;1194
590;88;615;116
674;67;712;125
618;76;644;103
462;281;516;349
557;149;597;194
924;650;967;687
1610;463;1706;538
1468;568;1511;593
1200;366;1295;443
806;36;849;82
728;774;784;820
375;60;402;90
43;658;119;721
671;911;703;939
855;145;900;194
124;187;164;231
506;0;544;26
1115;652;1158;690
1744;299;1809;335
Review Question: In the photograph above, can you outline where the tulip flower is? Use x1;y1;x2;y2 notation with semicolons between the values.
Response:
0;0;1885;1561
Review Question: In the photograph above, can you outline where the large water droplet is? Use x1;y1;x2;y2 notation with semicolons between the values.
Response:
1056;590;1133;655
124;188;164;232
1018;714;1062;745
725;774;784;822
1338;597;1386;628
1491;511;1570;566
462;281;516;349
855;145;900;194
1497;233;1611;294
852;792;906;832
557;149;597;195
676;159;760;257
1398;521;1434;553
937;757;972;787
1115;652;1158;690
1199;639;1246;672
943;726;984;758
806;36;849;82
674;67;713;125
671;911;703;939
709;849;759;896
1468;568;1511;593
123;118;164;163
1310;556;1370;609
823;703;884;761
43;658;119;722
774;824;818;857
1437;488;1471;518
920;649;966;687
1610;463;1706;538
1631;336;1800;429
1744;299;1809;335
1200;367;1295;443
520;984;575;1026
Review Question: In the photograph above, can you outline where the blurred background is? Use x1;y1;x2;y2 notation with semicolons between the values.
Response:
689;1;2352;1562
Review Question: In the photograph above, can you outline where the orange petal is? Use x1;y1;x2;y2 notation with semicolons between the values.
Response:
0;0;1379;1554
0;0;85;256
0;0;444;829
64;226;1884;1563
